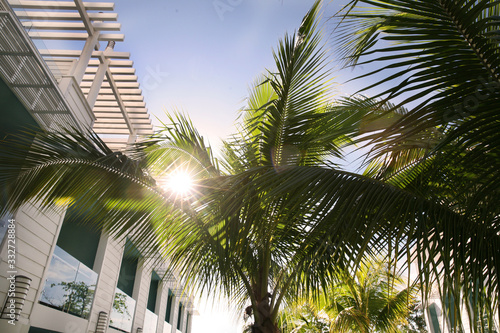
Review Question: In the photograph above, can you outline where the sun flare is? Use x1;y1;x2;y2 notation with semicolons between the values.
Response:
165;170;193;195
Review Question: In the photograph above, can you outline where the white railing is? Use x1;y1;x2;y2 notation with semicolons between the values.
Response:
143;309;158;333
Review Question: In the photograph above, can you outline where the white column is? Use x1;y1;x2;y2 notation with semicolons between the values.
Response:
132;258;152;333
170;294;180;333
185;311;193;333
180;306;188;332
86;41;115;108
155;281;168;333
87;234;126;333
69;32;100;85
86;59;109;108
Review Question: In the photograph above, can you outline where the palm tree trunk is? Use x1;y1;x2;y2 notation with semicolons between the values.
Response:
252;297;278;333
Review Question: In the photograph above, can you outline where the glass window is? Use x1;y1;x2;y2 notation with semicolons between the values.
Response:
0;213;12;245
109;287;136;332
177;302;183;331
165;290;173;323
109;239;141;332
56;206;101;269
147;271;160;312
117;239;140;297
39;246;98;319
428;303;442;333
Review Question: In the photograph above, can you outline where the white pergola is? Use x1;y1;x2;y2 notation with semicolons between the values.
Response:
1;0;154;150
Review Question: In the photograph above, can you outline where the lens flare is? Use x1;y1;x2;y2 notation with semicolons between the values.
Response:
165;171;193;195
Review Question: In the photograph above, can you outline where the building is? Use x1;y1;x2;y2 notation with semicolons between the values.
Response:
0;1;196;332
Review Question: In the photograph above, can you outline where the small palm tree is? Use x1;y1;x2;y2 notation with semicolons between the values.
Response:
282;258;421;333
327;260;414;333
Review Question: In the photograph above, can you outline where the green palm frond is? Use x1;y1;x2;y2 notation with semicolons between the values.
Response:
335;0;500;177
333;3;500;326
0;128;192;260
237;0;338;169
150;111;221;178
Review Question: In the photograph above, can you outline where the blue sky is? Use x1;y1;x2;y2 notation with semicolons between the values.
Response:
112;1;352;332
113;0;352;153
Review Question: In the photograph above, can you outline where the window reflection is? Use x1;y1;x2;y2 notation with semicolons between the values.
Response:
0;212;12;245
39;246;98;319
109;287;136;332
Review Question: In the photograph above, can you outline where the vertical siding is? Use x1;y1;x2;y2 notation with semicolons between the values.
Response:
132;258;153;332
170;294;179;333
0;202;65;321
155;281;168;333
87;233;125;333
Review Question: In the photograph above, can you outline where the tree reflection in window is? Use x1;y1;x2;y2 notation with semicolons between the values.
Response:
109;288;136;332
39;246;98;319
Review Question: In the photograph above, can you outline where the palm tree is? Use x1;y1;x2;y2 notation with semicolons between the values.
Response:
284;302;331;333
282;258;422;333
0;1;488;332
327;259;415;333
331;0;500;330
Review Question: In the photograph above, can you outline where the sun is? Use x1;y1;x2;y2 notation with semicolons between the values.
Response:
165;170;193;195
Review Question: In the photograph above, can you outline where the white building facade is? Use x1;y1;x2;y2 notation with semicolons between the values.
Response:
0;1;195;333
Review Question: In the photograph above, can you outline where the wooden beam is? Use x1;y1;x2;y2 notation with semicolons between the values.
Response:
105;70;134;133
87;59;134;67
14;11;118;21
96;95;143;101
74;0;93;35
95;119;153;125
81;88;142;95
82;74;137;81
94;113;150;119
22;21;121;31
80;81;139;88
85;67;135;74
94;100;145;107
94;112;151;119
95;129;154;135
94;128;130;135
28;31;124;41
125;107;149;113
39;49;130;59
94;122;152;129
93;107;148;113
9;1;115;11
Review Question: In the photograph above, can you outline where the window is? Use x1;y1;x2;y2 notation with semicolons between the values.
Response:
110;239;141;332
428;303;442;333
39;246;98;319
147;271;160;312
56;206;101;269
38;205;101;319
0;212;12;246
177;302;183;331
165;289;173;323
117;239;140;297
0;76;40;243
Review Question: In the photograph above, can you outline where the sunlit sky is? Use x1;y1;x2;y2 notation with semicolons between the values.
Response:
111;1;354;332
113;0;359;151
